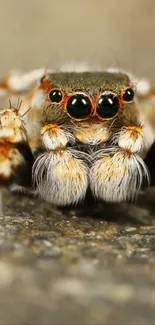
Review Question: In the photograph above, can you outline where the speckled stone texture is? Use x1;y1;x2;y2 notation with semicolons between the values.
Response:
0;189;155;324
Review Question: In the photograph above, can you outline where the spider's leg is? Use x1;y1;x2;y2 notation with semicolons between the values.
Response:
90;123;150;203
0;107;35;193
32;123;89;206
144;141;155;185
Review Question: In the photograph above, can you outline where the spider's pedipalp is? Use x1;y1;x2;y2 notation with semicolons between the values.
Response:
118;124;145;154
41;123;75;151
32;119;88;205
32;149;89;205
89;148;150;203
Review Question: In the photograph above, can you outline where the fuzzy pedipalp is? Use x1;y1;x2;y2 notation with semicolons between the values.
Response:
89;148;150;202
32;148;89;205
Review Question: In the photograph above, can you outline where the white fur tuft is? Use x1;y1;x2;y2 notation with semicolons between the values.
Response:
90;148;150;202
32;148;89;205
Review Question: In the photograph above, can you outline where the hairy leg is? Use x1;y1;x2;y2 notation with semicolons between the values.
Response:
90;124;150;202
32;123;89;205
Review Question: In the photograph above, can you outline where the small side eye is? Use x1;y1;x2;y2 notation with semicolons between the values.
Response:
122;88;135;102
49;89;63;103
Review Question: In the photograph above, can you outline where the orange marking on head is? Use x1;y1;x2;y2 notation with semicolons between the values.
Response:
39;77;53;92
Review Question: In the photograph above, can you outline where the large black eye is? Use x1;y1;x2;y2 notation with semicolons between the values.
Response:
66;94;92;119
122;88;134;102
96;93;119;119
49;89;63;103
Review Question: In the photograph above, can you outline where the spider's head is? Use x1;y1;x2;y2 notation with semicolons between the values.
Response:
38;72;135;123
37;72;137;145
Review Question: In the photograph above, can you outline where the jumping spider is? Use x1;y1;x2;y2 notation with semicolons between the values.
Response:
0;64;155;208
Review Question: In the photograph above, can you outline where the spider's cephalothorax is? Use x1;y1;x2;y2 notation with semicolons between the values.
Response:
29;71;154;205
0;107;34;188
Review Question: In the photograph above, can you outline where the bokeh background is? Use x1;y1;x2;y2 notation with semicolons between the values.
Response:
0;2;155;324
0;0;154;81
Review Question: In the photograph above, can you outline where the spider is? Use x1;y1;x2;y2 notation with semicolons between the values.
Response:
0;64;155;207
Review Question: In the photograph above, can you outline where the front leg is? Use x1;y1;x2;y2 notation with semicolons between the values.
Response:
90;124;150;202
32;123;89;206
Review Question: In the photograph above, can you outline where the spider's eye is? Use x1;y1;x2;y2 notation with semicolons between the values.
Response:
122;88;134;102
66;94;92;119
49;89;63;103
96;93;119;119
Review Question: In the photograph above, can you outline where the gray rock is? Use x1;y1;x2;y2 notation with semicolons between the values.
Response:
0;189;155;324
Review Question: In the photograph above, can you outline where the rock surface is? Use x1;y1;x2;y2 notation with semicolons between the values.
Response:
0;189;155;324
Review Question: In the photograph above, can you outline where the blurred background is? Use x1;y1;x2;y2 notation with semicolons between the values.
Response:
0;0;154;81
0;2;154;324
